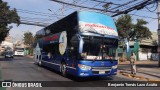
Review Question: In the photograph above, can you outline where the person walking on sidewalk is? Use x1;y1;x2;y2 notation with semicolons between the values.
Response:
130;52;136;75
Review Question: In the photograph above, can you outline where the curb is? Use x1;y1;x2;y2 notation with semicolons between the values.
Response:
119;71;160;81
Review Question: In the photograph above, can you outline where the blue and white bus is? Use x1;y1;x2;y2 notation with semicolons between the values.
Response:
34;11;118;77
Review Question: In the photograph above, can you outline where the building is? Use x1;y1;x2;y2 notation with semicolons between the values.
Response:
0;35;14;55
119;32;158;61
131;32;158;60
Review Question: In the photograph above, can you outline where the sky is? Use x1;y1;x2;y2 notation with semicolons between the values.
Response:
2;0;158;41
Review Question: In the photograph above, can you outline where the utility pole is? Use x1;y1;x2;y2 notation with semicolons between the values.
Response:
158;0;160;67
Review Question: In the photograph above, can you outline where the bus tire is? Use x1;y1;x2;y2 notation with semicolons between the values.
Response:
61;62;67;77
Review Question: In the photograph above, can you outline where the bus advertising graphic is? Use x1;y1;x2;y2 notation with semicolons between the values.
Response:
59;31;67;55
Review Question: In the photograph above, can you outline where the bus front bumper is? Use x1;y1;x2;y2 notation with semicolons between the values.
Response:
77;67;117;77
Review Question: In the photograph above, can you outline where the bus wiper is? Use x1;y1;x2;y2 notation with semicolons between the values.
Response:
87;31;104;36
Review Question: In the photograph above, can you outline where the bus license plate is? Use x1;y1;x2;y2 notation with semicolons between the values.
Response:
99;71;105;74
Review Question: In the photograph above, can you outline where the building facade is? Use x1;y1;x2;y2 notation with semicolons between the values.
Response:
0;35;14;55
119;32;158;61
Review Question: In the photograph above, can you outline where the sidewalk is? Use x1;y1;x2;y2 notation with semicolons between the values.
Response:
118;60;160;81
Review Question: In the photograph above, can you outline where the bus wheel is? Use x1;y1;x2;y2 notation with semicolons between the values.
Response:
61;63;67;77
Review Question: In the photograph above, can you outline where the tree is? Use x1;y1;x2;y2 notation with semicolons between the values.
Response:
134;19;152;41
0;0;20;43
116;14;152;61
23;32;34;55
23;32;34;46
116;15;133;60
116;14;152;41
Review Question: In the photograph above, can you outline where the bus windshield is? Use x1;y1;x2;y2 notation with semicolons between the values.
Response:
81;37;117;60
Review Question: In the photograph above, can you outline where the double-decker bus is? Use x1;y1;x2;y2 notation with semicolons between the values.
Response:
34;11;118;77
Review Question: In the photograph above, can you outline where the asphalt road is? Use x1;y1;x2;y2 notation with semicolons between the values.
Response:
0;56;159;90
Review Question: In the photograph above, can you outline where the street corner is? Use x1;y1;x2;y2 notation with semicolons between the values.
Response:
119;70;160;81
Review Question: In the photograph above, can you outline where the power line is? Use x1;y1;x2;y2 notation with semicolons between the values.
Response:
20;16;55;20
109;0;139;10
11;8;64;17
91;0;121;6
139;9;157;13
145;1;158;12
129;13;157;19
18;11;56;17
50;0;119;13
43;0;83;22
63;0;88;12
12;8;53;15
63;0;81;10
113;0;147;12
0;20;48;27
20;20;49;26
6;0;157;27
112;0;156;17
78;0;105;11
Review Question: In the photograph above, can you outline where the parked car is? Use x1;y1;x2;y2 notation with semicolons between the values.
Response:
4;51;14;58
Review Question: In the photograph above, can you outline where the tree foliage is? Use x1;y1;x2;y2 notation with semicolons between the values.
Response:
116;15;133;40
23;32;34;46
0;0;20;43
134;19;152;40
116;14;152;41
23;32;34;55
116;14;152;60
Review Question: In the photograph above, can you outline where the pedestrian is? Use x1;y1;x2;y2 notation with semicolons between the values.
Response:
130;52;136;75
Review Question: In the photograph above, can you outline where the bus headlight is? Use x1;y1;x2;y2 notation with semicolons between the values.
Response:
78;64;91;70
112;65;117;69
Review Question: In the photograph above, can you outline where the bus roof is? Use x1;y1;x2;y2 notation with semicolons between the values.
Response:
36;11;118;38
